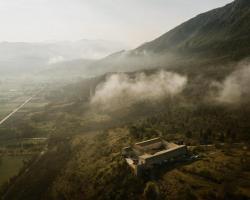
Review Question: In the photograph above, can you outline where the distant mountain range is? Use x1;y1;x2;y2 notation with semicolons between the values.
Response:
0;39;129;75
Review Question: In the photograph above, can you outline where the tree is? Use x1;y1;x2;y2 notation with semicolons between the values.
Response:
143;182;160;200
185;130;192;138
219;132;225;142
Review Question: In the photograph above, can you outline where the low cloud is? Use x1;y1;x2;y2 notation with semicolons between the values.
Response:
90;70;187;110
213;64;250;104
48;56;65;65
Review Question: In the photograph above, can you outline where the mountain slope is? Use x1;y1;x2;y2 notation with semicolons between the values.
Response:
136;0;250;60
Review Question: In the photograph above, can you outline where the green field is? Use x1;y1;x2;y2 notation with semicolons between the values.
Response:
0;155;31;187
0;81;48;189
0;79;45;120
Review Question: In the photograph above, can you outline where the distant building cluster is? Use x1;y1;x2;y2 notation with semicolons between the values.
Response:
122;137;187;176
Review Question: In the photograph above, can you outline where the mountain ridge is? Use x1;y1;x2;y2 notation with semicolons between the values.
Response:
135;0;250;59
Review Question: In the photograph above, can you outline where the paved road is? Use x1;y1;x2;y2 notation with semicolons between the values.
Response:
0;96;34;125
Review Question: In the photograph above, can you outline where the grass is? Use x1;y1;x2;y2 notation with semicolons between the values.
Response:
164;147;250;199
0;155;31;187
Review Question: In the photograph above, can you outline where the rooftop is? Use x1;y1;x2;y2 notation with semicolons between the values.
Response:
123;137;187;162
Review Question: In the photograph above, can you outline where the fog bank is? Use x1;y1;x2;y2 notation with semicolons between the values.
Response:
91;71;187;110
214;63;250;104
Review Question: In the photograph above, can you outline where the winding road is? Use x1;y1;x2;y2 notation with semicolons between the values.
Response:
0;96;34;125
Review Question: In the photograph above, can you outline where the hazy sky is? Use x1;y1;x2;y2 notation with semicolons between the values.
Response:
0;0;233;47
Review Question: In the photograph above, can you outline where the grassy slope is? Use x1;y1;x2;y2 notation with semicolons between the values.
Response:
51;129;250;200
4;127;249;200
